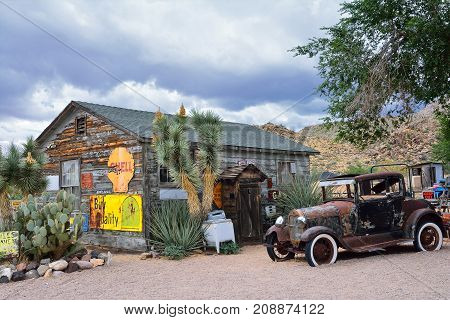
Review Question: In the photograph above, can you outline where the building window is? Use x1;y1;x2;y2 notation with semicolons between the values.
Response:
159;166;174;183
60;159;81;209
76;116;87;135
278;161;296;185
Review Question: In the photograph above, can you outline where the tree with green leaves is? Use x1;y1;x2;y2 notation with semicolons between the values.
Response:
152;105;223;217
432;112;450;170
0;137;48;231
292;0;449;147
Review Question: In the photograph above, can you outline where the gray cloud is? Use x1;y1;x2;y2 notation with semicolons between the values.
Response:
0;0;340;143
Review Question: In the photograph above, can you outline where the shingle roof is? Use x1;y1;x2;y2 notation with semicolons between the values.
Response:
53;101;318;153
219;164;268;181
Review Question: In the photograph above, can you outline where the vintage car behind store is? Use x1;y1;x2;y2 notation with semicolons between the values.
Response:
265;172;447;267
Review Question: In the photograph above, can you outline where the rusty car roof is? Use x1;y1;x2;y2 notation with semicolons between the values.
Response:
354;171;403;181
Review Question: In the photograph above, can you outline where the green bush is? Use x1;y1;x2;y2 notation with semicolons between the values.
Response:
148;201;204;259
163;244;188;260
14;191;83;261
276;172;323;212
344;162;371;175
220;241;240;255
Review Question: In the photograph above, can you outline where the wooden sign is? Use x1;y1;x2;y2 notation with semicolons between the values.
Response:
90;195;105;229
89;194;142;232
0;231;19;257
213;182;222;209
81;172;94;190
107;147;135;193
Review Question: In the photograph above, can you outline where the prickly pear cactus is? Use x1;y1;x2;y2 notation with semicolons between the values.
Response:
14;191;84;260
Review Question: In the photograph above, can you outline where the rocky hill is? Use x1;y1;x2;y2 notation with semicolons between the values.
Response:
261;106;438;173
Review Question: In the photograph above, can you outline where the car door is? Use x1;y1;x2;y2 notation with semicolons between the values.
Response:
385;176;405;230
356;178;393;235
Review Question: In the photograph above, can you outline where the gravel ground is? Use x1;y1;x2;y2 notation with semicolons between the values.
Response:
1;240;449;300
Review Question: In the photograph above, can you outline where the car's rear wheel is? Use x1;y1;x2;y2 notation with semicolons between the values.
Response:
305;234;338;267
266;233;294;261
413;222;443;252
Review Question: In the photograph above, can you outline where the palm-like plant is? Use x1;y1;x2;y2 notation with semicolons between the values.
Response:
0;137;48;231
152;105;223;217
190;109;223;214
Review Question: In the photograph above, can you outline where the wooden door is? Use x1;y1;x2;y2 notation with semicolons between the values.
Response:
238;184;262;241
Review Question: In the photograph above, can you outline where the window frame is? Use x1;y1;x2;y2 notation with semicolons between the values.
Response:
159;166;176;187
59;158;81;210
277;161;296;185
75;116;87;136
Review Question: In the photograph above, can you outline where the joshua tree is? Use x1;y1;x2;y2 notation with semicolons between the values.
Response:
0;137;48;231
152;105;223;217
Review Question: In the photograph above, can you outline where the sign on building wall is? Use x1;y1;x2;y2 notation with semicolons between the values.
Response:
89;194;142;232
213;182;222;209
107;147;135;193
81;172;94;190
0;231;19;257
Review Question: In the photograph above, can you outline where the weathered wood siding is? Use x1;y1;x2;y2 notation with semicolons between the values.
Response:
220;147;310;193
41;108;147;250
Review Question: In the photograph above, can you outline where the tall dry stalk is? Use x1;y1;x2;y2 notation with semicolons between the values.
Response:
180;171;201;216
201;166;215;214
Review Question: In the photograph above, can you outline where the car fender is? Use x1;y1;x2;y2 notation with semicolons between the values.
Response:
299;226;340;243
402;208;445;238
265;224;290;242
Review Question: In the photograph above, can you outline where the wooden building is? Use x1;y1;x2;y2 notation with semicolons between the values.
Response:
36;101;317;250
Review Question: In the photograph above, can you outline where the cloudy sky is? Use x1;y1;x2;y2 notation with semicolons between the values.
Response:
0;0;341;149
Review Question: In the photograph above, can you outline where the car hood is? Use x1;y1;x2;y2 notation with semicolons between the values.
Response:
289;201;354;220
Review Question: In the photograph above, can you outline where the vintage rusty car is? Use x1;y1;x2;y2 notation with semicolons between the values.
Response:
265;172;447;267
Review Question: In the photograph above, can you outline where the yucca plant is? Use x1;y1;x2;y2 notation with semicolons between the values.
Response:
190;109;223;214
277;171;323;213
0;138;48;231
153;107;202;215
152;105;223;217
147;201;204;259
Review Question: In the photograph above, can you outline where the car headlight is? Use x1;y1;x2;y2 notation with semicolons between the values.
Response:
275;216;284;227
296;216;306;225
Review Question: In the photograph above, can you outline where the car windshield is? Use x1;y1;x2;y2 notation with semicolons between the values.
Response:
358;176;404;200
319;179;356;201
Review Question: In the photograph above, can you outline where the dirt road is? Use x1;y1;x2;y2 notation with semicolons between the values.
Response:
1;241;449;300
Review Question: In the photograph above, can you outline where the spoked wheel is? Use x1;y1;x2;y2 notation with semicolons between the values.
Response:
414;222;443;252
266;233;294;261
305;234;338;267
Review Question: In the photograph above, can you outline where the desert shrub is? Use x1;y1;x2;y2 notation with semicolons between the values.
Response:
344;162;371;175
277;172;323;212
220;241;240;255
14;191;83;261
148;201;204;259
163;244;188;260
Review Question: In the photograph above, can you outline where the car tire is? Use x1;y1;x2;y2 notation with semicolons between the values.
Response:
266;233;294;262
413;222;443;252
305;233;338;267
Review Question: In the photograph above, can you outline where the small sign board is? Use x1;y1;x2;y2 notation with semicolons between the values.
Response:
0;231;19;257
81;172;94;190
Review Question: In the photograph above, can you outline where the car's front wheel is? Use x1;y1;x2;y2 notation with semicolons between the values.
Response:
305;234;338;267
266;233;294;262
413;222;443;252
